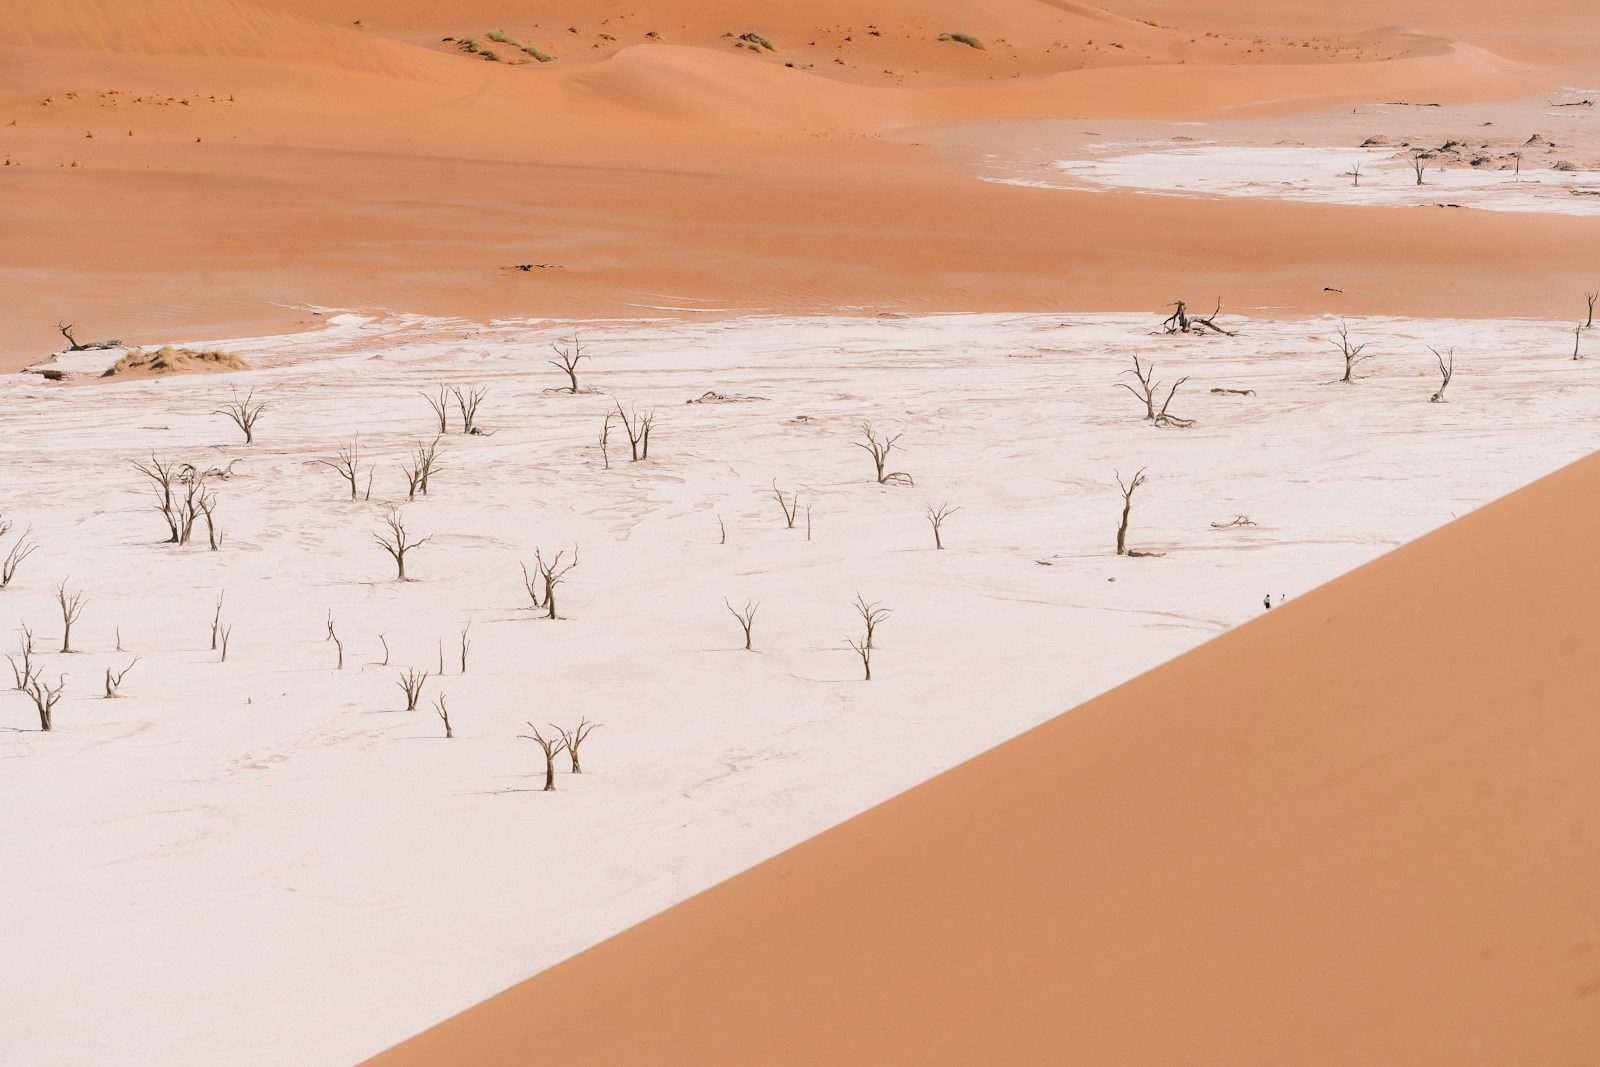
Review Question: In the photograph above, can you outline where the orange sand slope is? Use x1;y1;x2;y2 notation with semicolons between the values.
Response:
3;0;1599;359
373;450;1600;1066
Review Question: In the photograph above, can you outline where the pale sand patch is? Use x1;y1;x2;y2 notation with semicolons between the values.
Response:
1;310;1598;1062
994;144;1600;214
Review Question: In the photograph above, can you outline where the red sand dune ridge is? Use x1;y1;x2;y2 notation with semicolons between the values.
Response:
372;449;1600;1067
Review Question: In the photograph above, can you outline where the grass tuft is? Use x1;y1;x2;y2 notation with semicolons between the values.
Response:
938;32;985;50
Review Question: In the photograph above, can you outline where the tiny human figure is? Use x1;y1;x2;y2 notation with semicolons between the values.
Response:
1263;595;1271;610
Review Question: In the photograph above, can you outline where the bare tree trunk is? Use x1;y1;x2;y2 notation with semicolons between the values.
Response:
1115;468;1148;556
725;598;758;650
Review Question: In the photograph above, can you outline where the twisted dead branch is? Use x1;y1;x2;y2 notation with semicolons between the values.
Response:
375;512;431;581
926;502;959;549
213;386;267;444
1333;321;1374;382
555;718;600;773
724;597;758;650
1429;347;1455;402
518;723;567;791
398;668;429;711
549;335;589;393
855;422;913;485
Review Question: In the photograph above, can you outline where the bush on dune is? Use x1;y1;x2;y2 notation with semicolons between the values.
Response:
102;346;250;377
939;32;985;50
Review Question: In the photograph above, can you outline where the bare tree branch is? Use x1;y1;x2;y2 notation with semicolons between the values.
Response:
554;718;600;773
724;597;758;650
213;386;267;444
854;422;912;485
549;335;589;393
517;723;567;791
925;502;959;549
374;511;432;581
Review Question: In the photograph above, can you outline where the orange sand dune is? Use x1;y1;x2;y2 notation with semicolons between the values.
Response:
373;448;1600;1066
2;0;1597;359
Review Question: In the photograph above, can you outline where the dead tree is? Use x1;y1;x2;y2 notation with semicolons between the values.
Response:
218;624;233;662
532;547;578;619
56;581;86;653
176;478;203;545
773;481;801;529
398;668;429;711
1587;291;1597;329
853;595;890;651
1409;151;1428;185
196;489;221;550
433;694;454;738
437;640;446;676
1429;347;1455;402
459;623;470;673
518;724;567;791
210;592;225;651
2;529;37;587
57;321;85;351
1118;357;1193;427
1347;160;1362;187
1120;356;1160;420
378;633;391;666
598;412;613;470
319;438;368;501
519;562;544;611
805;505;813;541
1575;323;1585;361
422;386;451;434
1153;380;1193;427
403;437;442;500
846;631;874;681
1115;468;1148;556
614;402;654;460
452;385;488;434
1210;515;1256;529
549;335;589;393
375;511;431;581
213;386;267;444
855;423;913;485
724;597;758;650
133;453;184;542
1332;321;1374;382
326;611;344;669
555;719;600;772
24;671;65;730
1161;299;1235;336
7;625;35;690
718;514;726;544
926;502;959;549
104;658;137;698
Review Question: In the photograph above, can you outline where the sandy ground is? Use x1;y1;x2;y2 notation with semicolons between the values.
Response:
2;1;1598;359
6;1;1600;1062
2;310;1598;1063
375;443;1600;1067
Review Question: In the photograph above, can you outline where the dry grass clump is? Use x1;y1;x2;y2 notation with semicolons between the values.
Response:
475;29;555;62
939;32;985;50
102;346;250;377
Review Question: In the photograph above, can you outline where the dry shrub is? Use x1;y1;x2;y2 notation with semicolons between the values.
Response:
102;346;250;377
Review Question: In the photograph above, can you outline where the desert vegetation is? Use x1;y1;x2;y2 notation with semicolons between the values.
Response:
103;346;248;377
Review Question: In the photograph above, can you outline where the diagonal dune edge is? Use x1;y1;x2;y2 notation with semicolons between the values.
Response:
368;447;1600;1066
